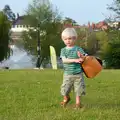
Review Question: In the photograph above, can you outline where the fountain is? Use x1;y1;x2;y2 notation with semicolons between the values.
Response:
0;45;35;69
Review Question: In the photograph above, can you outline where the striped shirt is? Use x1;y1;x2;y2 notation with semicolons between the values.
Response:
60;46;87;75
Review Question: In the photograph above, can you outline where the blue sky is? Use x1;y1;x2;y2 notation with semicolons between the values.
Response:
0;0;114;24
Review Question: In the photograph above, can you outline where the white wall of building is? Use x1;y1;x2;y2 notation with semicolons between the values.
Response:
11;25;30;32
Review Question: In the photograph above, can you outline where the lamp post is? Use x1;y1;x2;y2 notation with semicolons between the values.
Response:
36;18;48;68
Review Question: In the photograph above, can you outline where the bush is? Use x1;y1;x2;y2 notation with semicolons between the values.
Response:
103;30;120;68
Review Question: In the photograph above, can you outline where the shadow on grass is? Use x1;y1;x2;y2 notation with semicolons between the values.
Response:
86;103;120;109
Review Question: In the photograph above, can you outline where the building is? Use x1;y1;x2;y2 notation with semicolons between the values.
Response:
107;21;120;29
10;15;31;40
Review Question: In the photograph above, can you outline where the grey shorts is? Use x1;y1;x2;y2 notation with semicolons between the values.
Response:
60;73;85;96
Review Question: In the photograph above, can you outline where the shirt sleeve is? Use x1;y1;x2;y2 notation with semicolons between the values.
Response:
60;48;66;58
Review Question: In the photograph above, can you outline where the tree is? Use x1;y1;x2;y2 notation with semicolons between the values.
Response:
85;32;99;55
22;0;64;66
103;30;120;68
0;11;11;62
107;0;120;20
103;0;120;68
96;31;109;57
63;17;78;27
3;5;16;21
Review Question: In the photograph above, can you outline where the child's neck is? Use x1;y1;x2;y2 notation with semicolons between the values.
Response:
66;45;75;48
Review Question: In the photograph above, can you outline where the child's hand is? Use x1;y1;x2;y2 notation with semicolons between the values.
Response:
77;51;84;58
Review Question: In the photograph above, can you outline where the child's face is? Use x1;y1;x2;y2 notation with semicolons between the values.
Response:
62;36;76;47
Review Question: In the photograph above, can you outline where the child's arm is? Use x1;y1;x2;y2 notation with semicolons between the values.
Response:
60;48;84;64
62;57;83;64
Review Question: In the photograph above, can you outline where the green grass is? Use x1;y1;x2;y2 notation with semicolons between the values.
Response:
0;69;120;120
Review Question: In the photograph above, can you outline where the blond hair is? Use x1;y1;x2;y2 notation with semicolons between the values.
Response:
61;28;77;38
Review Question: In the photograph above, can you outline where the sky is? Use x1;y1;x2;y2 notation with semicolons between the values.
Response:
0;0;114;24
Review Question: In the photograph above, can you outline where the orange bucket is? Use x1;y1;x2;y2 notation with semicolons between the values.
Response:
82;56;102;78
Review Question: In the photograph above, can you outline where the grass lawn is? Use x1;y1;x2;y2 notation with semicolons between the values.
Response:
0;69;120;120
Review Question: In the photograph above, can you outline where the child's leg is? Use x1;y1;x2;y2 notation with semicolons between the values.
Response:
60;75;73;106
61;75;73;97
74;73;85;107
76;96;81;105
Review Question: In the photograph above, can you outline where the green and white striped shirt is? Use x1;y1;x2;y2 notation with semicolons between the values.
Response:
60;46;87;75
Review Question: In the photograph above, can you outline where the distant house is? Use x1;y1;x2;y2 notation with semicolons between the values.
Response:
10;15;46;41
63;21;109;31
11;15;31;32
107;21;120;29
10;15;31;40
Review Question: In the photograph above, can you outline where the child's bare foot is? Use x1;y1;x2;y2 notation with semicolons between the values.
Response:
60;96;70;107
74;103;85;110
